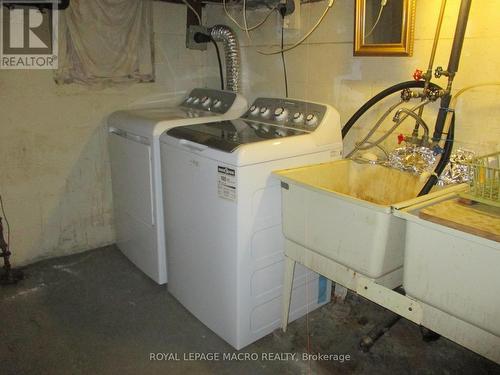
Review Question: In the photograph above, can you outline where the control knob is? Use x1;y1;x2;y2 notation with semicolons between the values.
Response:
305;114;318;127
260;125;270;133
212;99;222;108
201;96;212;107
249;105;260;116
260;106;271;118
274;107;289;121
292;112;304;124
274;128;288;137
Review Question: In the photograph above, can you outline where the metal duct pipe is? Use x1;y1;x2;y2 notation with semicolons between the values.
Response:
209;25;240;92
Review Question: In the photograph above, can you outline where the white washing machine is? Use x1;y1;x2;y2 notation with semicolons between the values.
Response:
107;88;247;284
160;97;343;349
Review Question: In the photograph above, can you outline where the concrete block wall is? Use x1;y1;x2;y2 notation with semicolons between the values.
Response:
0;2;206;265
204;0;500;155
2;0;499;266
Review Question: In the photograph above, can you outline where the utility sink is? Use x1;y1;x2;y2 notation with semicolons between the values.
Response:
273;159;462;281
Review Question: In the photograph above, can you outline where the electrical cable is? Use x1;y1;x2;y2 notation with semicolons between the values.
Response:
258;0;337;55
223;0;277;32
194;32;225;90
181;0;202;25
243;0;251;41
0;194;10;252
210;38;225;90
364;0;387;39
280;16;288;98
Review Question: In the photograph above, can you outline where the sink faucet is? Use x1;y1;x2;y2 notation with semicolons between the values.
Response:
393;108;430;146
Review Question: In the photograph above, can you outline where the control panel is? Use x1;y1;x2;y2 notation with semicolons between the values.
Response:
242;98;327;133
180;88;237;114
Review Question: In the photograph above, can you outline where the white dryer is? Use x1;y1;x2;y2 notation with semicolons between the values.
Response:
160;97;343;349
107;88;247;284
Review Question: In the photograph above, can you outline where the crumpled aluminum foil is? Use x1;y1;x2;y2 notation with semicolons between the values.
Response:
437;149;475;186
385;146;436;175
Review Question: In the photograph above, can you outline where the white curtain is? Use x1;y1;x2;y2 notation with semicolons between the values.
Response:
55;0;154;86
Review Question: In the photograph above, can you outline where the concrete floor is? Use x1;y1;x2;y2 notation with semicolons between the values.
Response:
1;246;499;375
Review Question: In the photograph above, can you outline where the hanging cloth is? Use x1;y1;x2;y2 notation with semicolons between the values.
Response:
55;0;154;86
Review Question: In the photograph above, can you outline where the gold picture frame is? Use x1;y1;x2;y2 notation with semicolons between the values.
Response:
354;0;416;56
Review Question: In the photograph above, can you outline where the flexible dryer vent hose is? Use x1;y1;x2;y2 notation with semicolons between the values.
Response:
210;25;240;92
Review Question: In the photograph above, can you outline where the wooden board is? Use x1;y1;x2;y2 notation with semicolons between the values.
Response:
419;199;500;242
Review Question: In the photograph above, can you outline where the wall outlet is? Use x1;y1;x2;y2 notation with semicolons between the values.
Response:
186;25;209;50
283;0;300;30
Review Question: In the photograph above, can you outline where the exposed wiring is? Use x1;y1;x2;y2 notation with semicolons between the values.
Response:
364;0;387;39
223;0;277;32
0;194;10;252
258;0;337;56
280;17;288;98
181;0;202;25
210;38;225;90
243;0;251;41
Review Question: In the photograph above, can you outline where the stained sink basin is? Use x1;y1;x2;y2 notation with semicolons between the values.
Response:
273;159;462;281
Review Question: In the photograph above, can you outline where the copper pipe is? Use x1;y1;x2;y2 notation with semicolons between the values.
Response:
415;0;448;137
427;0;448;78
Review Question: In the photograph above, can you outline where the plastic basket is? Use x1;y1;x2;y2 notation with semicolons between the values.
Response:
461;151;500;207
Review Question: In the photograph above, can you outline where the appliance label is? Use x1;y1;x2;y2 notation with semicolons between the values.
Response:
217;166;237;201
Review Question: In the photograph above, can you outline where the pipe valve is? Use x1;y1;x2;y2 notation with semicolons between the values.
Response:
401;88;413;102
425;86;443;101
401;88;425;101
413;69;424;81
434;66;450;78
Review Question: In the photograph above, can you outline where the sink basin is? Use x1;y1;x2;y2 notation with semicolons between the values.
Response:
395;196;500;337
274;159;459;281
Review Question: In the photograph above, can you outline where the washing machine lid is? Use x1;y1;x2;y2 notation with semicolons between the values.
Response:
166;119;310;153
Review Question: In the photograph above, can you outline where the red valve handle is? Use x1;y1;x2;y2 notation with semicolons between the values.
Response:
398;134;406;145
413;69;423;81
